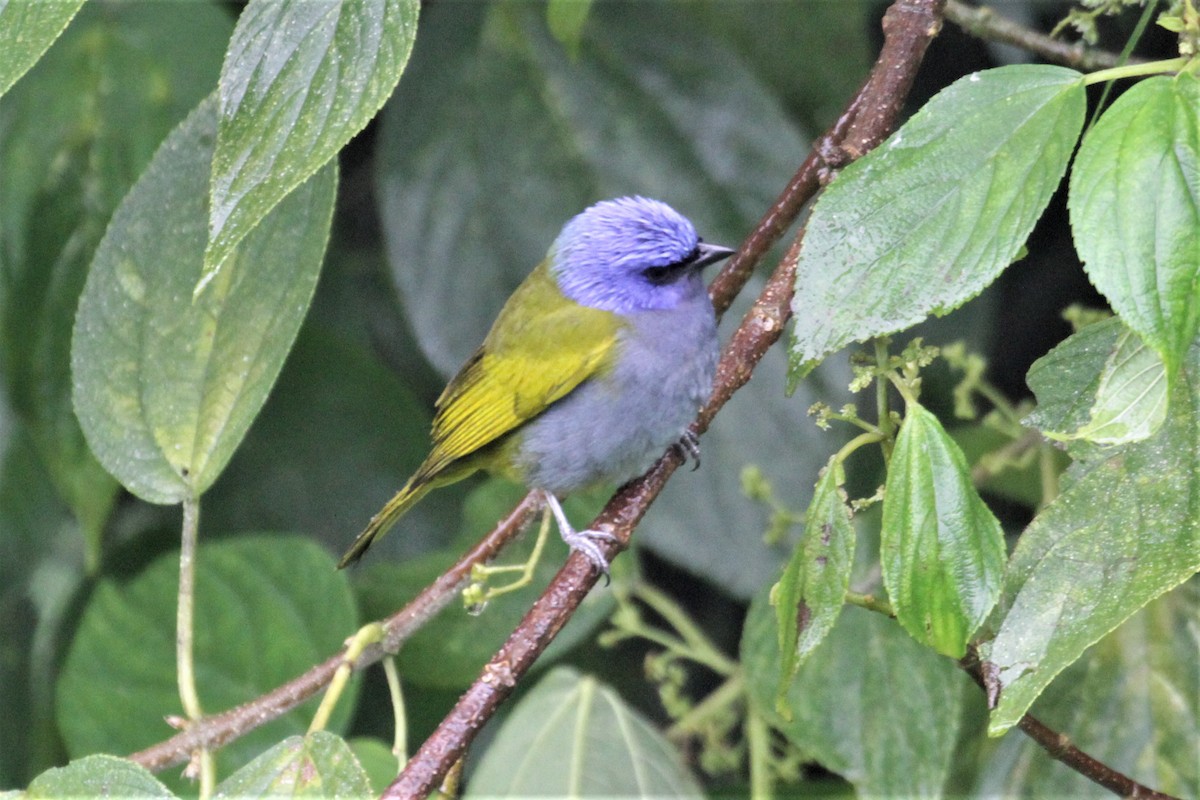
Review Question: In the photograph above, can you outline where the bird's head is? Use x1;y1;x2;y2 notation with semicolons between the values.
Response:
550;196;734;314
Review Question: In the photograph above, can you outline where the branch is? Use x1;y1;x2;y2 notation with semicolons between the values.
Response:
843;597;1182;800
128;494;540;772
944;0;1140;70
384;1;948;796
961;652;1180;800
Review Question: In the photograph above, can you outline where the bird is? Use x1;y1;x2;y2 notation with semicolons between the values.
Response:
338;196;734;572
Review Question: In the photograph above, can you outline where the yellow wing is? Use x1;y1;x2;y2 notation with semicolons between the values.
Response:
420;260;622;479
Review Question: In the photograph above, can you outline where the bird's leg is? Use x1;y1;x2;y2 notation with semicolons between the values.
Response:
672;429;702;471
541;490;619;574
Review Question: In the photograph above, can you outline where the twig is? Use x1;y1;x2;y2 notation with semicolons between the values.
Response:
847;586;1180;798
383;2;948;797
944;0;1141;70
960;650;1180;800
128;493;540;772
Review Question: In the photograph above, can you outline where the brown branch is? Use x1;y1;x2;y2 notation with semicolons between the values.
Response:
960;651;1180;800
384;2;948;797
848;599;1182;800
128;494;540;772
944;0;1141;70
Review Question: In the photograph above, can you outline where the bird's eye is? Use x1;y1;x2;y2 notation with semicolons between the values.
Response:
642;265;674;284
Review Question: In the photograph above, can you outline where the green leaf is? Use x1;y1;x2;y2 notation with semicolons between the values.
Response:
202;324;460;558
1075;326;1168;443
56;536;358;780
72;96;336;505
972;581;1198;798
346;738;401;796
375;0;848;599
773;456;855;704
1024;317;1122;447
985;342;1200;735
464;667;703;798
203;0;418;285
1027;317;1167;446
744;592;967;798
355;479;615;689
0;0;229;542
790;65;1086;378
214;732;371;800
1069;75;1200;376
0;0;85;98
882;404;1006;658
24;755;173;799
546;0;592;57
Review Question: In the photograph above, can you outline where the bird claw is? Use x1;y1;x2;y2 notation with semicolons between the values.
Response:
540;490;617;578
560;526;619;577
673;429;702;471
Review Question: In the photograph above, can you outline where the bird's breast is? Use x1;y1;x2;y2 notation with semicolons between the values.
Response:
512;293;718;494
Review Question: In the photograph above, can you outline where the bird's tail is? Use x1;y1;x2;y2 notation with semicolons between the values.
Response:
337;476;433;569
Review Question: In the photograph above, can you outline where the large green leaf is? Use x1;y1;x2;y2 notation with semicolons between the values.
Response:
972;581;1198;798
1069;75;1200;376
375;0;849;598
984;340;1200;735
72;96;336;505
203;0;418;284
1026;317;1167;447
0;0;230;542
213;732;371;799
56;536;358;781
773;456;855;700
0;0;85;98
882;403;1006;658
790;65;1086;377
202;324;460;559
24;755;173;799
463;667;703;797
745;592;967;798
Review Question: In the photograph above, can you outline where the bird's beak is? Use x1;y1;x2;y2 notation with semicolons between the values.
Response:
692;243;736;270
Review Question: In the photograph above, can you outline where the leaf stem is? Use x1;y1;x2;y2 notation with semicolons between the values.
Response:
1082;56;1190;85
834;431;887;467
309;623;384;734
177;497;203;721
746;702;773;799
176;495;214;798
384;658;407;771
845;591;895;617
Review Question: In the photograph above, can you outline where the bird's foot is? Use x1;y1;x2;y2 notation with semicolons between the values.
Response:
672;429;702;471
540;490;618;575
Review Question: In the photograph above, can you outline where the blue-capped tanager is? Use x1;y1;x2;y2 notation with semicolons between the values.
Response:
338;196;734;571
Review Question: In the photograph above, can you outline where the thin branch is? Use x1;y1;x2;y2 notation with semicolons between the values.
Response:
384;2;948;797
848;596;1181;798
960;651;1180;800
128;494;540;772
944;0;1141;70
